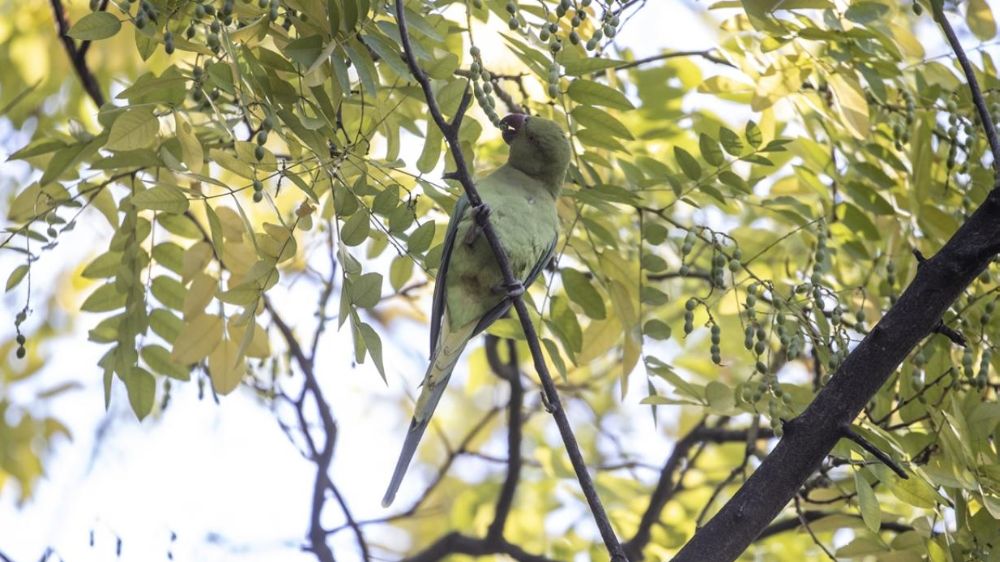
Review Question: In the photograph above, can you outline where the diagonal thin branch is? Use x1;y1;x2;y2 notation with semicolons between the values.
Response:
49;0;105;107
932;3;1000;171
393;2;626;559
486;336;523;542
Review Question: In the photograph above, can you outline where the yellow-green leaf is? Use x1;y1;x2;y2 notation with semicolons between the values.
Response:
132;184;189;214
67;12;121;41
170;313;224;365
968;0;997;41
855;471;881;532
106;108;159;151
208;336;245;395
567;79;634;110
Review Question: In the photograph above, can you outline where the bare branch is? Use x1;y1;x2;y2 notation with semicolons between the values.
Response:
49;0;105;107
931;4;1000;171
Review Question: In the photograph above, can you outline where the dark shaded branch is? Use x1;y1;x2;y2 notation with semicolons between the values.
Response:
932;3;1000;171
756;511;913;542
266;300;345;562
673;172;1000;561
402;532;558;562
49;0;105;106
329;481;370;561
623;423;774;560
614;50;735;71
486;336;523;542
393;2;625;559
840;426;908;480
672;13;1000;558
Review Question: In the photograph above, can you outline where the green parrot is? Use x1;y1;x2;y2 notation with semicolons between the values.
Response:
382;114;571;507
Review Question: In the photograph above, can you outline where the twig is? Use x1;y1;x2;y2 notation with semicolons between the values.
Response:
486;336;523;541
613;50;735;71
932;3;1000;171
49;0;105;106
793;497;836;561
266;300;342;562
756;511;913;541
402;531;558;562
328;480;371;561
623;423;774;560
393;2;626;559
840;426;908;480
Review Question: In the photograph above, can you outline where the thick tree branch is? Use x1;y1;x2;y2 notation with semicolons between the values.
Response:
393;2;626;559
672;12;1000;561
49;0;105;107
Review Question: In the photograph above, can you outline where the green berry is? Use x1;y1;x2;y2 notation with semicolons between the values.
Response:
253;191;264;203
254;145;265;160
16;346;26;359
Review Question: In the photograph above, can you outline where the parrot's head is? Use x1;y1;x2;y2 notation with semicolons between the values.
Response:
500;113;570;193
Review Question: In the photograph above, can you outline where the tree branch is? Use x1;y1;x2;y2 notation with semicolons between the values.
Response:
402;532;558;562
673;144;1000;558
393;2;626;559
931;3;1000;171
613;50;735;71
485;336;523;541
49;0;105;107
624;423;774;560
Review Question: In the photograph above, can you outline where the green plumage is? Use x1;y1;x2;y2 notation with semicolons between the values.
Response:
383;115;570;507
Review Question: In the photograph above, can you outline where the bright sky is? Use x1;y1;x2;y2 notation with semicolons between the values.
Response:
1;2;995;561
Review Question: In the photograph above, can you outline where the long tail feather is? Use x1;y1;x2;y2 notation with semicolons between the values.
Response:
382;331;470;507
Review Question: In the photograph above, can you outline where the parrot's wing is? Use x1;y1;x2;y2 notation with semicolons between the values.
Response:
429;194;470;356
471;233;558;338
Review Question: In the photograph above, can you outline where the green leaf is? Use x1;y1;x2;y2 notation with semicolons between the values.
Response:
844;2;889;24
359;322;386;381
561;268;606;319
855;471;881;532
151;275;186;310
125;367;155;420
719;127;744;155
407;221;435;254
341;212;370;246
132;184;189;214
699;133;725;166
745;121;763;148
562;57;626;76
106;109;159;151
6;265;28;292
674;146;702;181
567;79;634;110
643;319;671;340
571;106;633;139
81;283;127;312
67;12;121;40
141;345;190;381
389;255;413;291
416;122;443;173
349;272;383;308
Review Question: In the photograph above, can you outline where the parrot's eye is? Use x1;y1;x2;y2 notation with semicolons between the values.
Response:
499;113;529;145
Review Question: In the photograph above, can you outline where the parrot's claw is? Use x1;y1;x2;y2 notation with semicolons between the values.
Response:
493;280;525;298
472;202;492;222
463;203;492;246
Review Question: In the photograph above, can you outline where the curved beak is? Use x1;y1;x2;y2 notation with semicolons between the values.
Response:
499;113;528;145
